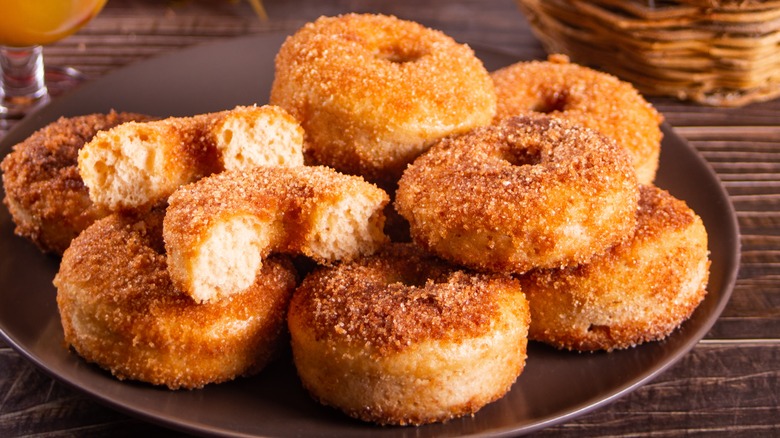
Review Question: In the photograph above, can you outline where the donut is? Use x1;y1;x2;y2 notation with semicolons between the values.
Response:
54;209;297;389
491;54;663;185
395;114;639;274
164;165;389;303
78;104;304;211
287;243;530;426
519;185;710;352
269;13;496;189
0;111;153;254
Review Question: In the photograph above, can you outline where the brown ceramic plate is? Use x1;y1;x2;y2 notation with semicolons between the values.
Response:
0;33;739;437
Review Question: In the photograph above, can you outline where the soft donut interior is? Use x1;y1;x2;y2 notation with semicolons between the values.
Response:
213;107;304;170
306;191;387;262
173;174;388;303
80;123;194;210
189;214;279;304
79;106;305;211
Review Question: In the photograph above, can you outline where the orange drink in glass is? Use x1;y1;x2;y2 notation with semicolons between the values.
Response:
0;0;107;118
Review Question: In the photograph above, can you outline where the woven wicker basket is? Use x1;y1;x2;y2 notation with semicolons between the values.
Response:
515;0;780;106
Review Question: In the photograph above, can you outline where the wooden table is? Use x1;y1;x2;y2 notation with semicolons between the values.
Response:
1;1;778;436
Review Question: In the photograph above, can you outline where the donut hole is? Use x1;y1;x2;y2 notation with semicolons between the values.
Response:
385;263;452;288
377;44;426;64
501;144;544;167
531;91;569;114
391;271;432;288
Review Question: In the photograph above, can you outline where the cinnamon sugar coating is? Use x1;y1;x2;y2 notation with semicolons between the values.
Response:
1;111;153;254
292;243;513;354
519;185;710;351
288;243;529;426
164;165;389;303
491;55;663;185
54;210;297;389
270;13;496;189
396;114;639;273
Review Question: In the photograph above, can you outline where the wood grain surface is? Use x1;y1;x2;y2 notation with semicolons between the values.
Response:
1;0;779;436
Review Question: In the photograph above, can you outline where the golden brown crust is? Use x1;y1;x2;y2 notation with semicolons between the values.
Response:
0;111;153;254
270;13;496;189
491;55;663;185
395;114;639;273
54;210;298;389
288;243;530;425
519;185;710;352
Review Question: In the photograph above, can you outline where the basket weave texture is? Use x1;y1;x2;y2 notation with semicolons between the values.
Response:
516;0;780;106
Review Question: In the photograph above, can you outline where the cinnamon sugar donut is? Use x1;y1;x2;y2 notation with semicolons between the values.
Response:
78;105;304;210
288;243;530;426
491;55;663;184
270;13;496;189
395;115;639;274
164;165;389;303
519;185;710;352
54;209;297;389
1;111;153;254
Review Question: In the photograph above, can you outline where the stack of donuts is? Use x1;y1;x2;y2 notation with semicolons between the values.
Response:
0;13;709;428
